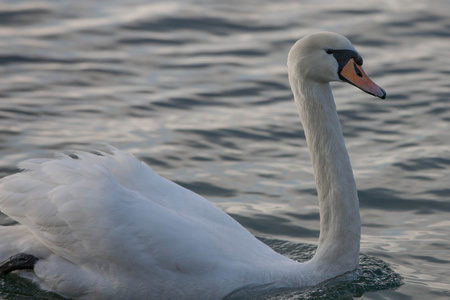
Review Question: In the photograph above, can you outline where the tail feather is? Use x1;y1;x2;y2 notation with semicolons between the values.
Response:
0;225;50;263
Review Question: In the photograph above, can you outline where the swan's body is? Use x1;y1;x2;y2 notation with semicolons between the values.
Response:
0;32;386;299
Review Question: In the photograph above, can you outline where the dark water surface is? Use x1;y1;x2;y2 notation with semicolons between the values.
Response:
0;0;449;299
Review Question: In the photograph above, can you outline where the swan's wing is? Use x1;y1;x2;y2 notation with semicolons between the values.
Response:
55;147;248;234
0;153;134;265
0;149;253;271
70;147;235;223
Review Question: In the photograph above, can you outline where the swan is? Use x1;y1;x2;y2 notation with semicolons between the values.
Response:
0;32;386;299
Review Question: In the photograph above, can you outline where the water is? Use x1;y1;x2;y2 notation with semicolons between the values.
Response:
0;0;449;299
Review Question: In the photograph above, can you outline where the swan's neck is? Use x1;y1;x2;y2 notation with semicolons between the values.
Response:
292;79;361;277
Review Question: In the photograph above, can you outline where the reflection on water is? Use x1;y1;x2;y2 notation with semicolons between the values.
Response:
1;0;450;299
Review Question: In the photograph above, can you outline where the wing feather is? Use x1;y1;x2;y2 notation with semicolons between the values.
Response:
0;148;248;272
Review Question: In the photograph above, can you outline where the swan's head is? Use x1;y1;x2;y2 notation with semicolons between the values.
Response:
288;32;386;99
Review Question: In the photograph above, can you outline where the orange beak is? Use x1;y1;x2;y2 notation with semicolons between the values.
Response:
340;58;386;99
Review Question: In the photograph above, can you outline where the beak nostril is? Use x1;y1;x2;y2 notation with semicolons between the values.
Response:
353;63;363;78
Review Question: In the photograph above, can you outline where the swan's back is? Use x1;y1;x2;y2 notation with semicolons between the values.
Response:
0;148;292;299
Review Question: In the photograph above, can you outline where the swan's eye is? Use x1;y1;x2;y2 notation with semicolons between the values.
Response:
325;49;334;54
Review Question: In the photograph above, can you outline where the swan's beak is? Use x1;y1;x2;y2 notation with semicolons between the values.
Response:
339;58;386;99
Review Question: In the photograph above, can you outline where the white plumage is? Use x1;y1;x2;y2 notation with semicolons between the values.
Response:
0;32;386;299
0;148;302;299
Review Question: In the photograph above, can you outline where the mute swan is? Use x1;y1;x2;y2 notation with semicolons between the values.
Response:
0;32;386;299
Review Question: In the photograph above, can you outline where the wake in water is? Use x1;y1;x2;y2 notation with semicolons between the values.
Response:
225;237;403;300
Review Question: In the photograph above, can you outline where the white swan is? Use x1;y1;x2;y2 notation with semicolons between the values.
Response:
0;32;386;299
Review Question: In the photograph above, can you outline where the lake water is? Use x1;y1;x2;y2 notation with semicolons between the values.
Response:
0;0;449;299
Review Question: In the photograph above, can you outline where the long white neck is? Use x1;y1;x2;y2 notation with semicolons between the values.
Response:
291;77;361;278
